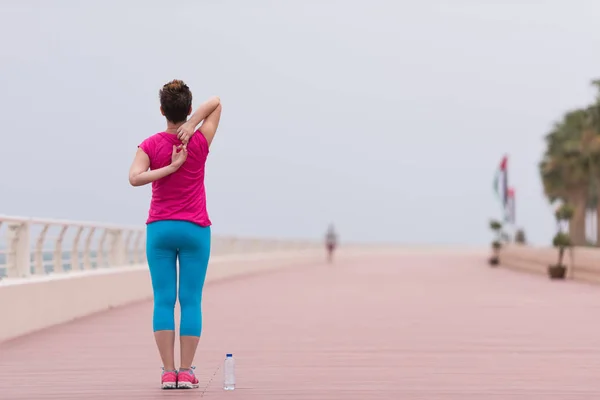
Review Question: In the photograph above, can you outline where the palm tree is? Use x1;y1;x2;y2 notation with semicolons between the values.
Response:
540;109;592;245
539;79;600;247
588;79;600;245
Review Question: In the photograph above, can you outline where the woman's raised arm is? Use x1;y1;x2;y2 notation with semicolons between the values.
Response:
177;96;221;145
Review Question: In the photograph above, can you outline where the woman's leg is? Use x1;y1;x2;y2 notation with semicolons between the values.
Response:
146;222;178;372
177;224;211;370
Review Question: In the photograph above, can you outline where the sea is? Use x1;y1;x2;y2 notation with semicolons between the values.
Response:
0;250;141;278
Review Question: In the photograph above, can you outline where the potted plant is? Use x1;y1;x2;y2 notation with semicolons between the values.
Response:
514;228;527;244
488;219;503;266
548;204;573;279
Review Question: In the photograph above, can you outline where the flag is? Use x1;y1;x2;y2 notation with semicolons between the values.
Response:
502;157;508;206
493;155;508;206
493;155;514;223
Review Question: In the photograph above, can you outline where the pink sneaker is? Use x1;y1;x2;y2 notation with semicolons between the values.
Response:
177;367;199;389
161;369;177;389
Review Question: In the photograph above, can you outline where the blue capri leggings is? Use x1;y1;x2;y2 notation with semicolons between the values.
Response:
146;220;211;337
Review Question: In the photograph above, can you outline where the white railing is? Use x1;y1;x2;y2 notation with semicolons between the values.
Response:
0;215;318;279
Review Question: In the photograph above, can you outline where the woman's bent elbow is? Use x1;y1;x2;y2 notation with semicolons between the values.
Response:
129;176;140;187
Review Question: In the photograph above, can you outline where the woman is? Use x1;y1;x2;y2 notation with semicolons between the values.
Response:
128;79;222;389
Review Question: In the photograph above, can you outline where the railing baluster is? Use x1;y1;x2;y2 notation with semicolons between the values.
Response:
35;224;50;275
83;227;96;270
53;225;69;273
140;236;147;263
133;231;143;264
71;226;84;271
98;228;108;268
124;230;134;265
6;222;26;277
108;229;126;266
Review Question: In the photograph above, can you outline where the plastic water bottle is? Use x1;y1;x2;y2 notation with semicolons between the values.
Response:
223;353;235;391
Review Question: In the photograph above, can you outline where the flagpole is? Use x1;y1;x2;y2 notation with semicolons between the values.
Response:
493;154;516;241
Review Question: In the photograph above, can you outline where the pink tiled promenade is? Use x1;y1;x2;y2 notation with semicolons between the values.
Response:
2;249;600;399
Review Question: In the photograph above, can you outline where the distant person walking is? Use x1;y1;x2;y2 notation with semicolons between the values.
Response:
128;79;222;389
325;224;338;263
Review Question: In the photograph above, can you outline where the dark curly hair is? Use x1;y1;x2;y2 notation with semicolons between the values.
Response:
159;79;192;123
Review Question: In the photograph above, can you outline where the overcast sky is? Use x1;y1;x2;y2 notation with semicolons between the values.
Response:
0;0;599;245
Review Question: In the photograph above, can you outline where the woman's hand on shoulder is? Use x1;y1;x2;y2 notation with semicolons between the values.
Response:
176;122;196;146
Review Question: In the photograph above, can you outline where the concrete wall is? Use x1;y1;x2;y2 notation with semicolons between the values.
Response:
0;249;329;342
500;244;600;284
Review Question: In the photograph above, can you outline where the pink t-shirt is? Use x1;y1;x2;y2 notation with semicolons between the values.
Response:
138;130;211;227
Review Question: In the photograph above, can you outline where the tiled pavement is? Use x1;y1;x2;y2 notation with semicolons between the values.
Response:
2;250;600;399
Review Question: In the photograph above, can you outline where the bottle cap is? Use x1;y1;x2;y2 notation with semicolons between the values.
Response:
226;353;232;357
